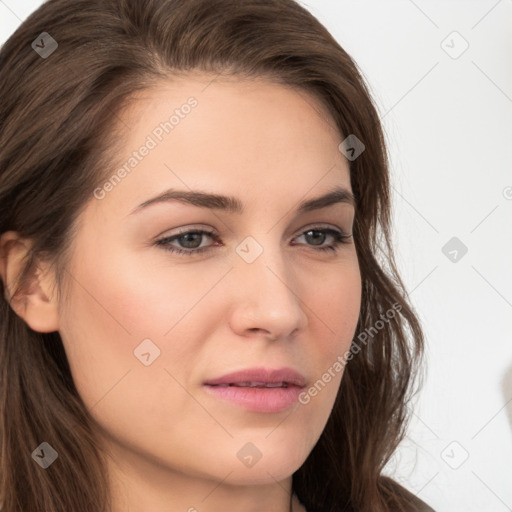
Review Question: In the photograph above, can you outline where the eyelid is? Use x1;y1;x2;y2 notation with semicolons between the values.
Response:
294;223;351;237
152;224;215;241
155;222;351;241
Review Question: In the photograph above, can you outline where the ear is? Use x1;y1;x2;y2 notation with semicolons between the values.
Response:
0;231;60;333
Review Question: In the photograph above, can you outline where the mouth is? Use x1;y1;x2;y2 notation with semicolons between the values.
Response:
203;366;306;387
202;367;306;413
208;381;293;388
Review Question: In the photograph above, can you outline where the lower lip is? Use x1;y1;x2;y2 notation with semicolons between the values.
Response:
203;384;303;413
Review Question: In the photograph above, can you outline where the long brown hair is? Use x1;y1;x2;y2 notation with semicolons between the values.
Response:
0;0;432;510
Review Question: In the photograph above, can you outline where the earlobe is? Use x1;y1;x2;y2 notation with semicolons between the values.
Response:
0;231;60;333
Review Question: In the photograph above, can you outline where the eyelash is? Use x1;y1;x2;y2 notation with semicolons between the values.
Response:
155;226;352;257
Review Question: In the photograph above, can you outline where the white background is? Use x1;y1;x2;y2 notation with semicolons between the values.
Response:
1;1;511;511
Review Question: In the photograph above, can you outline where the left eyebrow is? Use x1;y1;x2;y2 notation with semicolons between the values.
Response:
128;185;356;216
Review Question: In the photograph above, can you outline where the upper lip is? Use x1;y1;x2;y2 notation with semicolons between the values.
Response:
203;367;306;387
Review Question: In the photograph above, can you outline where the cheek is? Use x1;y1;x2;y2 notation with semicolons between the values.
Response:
57;248;228;404
292;260;361;425
307;262;362;356
100;248;232;335
57;254;211;452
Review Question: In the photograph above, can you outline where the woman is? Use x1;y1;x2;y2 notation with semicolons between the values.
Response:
0;0;434;511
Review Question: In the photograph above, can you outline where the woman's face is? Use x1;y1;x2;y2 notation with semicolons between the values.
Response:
56;74;361;499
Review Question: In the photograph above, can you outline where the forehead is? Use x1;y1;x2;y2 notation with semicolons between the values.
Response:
126;71;338;128
92;72;352;218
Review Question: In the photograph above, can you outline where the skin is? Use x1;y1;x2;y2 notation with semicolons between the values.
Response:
0;73;361;512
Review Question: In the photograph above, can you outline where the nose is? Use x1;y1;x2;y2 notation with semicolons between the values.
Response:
228;242;308;342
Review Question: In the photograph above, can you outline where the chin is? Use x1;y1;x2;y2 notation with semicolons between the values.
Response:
223;462;301;486
220;444;308;486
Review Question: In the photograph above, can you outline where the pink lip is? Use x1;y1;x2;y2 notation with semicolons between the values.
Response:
203;366;306;413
